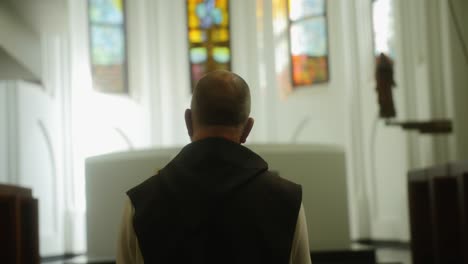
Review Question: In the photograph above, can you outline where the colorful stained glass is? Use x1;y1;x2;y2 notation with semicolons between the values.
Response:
89;0;124;24
291;56;328;86
213;47;230;63
288;0;328;87
290;17;327;57
211;28;229;42
189;29;206;43
91;26;125;64
190;47;208;63
88;0;127;93
187;0;231;91
288;0;325;21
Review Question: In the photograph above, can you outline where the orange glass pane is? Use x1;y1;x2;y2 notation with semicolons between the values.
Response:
291;55;328;86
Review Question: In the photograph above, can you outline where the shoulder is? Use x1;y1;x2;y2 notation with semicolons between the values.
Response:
248;170;303;208
126;173;161;210
258;171;302;198
127;174;158;196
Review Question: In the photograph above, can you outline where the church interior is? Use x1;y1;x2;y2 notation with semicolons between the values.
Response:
1;0;467;263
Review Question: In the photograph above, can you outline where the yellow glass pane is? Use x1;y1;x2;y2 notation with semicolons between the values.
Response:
189;14;199;28
188;3;196;12
189;29;204;43
112;0;123;11
211;28;229;42
217;0;227;9
221;11;229;26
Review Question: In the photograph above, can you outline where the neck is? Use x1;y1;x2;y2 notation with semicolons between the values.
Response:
192;126;242;143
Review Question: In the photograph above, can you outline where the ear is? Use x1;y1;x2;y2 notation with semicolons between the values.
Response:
185;109;194;138
240;117;254;144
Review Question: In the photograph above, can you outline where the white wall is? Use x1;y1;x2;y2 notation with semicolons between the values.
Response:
0;82;11;184
0;79;68;256
0;1;41;80
15;80;66;256
0;0;76;256
447;0;468;160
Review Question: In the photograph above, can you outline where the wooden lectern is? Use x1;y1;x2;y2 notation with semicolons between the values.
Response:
0;184;39;264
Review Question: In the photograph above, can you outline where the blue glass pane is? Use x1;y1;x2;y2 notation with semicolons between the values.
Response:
290;17;327;57
91;26;125;65
89;0;124;24
196;0;224;29
289;0;324;21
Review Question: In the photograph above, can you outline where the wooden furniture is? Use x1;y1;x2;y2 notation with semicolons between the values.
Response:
0;184;39;264
408;161;468;264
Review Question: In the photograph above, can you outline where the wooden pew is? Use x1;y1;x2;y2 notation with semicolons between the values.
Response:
0;184;39;264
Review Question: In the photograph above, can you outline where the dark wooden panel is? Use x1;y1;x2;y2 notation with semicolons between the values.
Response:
451;161;468;264
0;195;20;264
431;176;462;263
408;169;434;264
0;184;32;197
0;185;39;264
21;198;40;264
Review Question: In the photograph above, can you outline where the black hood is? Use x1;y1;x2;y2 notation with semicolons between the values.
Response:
160;137;268;203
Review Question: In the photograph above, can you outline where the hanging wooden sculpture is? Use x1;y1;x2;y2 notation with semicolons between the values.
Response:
375;52;396;119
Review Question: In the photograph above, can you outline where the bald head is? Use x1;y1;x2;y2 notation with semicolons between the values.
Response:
191;70;251;127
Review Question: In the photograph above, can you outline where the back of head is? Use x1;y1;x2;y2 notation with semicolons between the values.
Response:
191;70;251;127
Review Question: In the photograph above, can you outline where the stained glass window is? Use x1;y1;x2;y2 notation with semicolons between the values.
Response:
187;0;231;91
288;0;329;87
88;0;128;93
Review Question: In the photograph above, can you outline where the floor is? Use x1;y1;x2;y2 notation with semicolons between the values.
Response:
377;248;412;264
41;247;412;264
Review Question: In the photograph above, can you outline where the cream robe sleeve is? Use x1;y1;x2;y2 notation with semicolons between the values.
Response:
116;197;144;264
116;197;312;264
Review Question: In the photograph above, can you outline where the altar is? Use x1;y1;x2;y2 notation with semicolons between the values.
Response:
85;143;351;259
